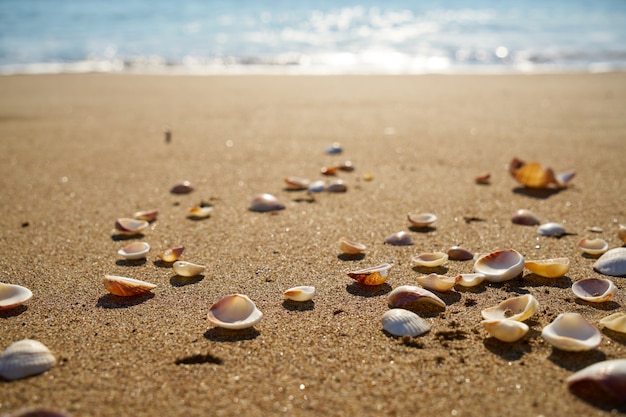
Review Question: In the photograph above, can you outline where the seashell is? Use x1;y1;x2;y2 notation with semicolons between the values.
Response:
249;193;285;212
326;179;347;192
407;212;437;228
571;277;617;303
384;231;413;246
577;237;609;256
481;319;529;342
508;157;574;189
411;252;448;268
157;246;184;263
347;263;392;286
0;283;33;310
133;209;158;222
588;226;603;233
474;249;525;282
481;294;539;322
537;222;566;237
447;246;474;261
103;275;156;297
325;142;342;154
320;166;338;176
188;205;213;219
207;294;263;329
117;242;150;260
599;312;626;334
593;247;626;277
416;274;460;292
337;237;366;255
511;209;540;226
524;257;570;278
338;160;354;172
387;285;446;309
566;359;626;405
0;339;56;381
363;172;373;181
308;180;326;193
173;261;206;277
9;407;72;417
456;273;486;287
284;176;310;190
619;225;626;244
170;181;194;194
114;218;149;235
541;313;601;351
283;286;316;302
381;309;430;337
475;172;490;184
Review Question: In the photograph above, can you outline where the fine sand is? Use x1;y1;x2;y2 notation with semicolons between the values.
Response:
0;73;625;417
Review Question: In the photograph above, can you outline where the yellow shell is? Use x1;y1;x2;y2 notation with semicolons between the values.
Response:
524;257;570;278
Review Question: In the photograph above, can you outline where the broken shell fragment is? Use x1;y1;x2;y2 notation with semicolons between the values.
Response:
571;277;617;303
481;294;539;322
447;246;474;261
103;275;157;297
0;339;56;381
207;294;263;329
0;283;33;310
456;273;486;287
537;222;566;237
382;309;430;337
593;248;626;277
481;319;529;342
173;261;206;277
337;237;366;255
567;359;626;405
326;179;347;193
188;205;213;219
411;252;448;268
474;249;525;282
170;181;194;194
416;274;460;292
508;157;574;189
114;218;149;235
511;209;540;226
387;285;446;310
475;172;490;184
284;176;310;190
541;313;601;351
577;237;609;256
249;193;285;212
384;231;413;246
524;257;570;278
117;242;150;260
283;286;316;302
347;263;392;286
133;209;158;222
407;213;437;228
599;313;626;334
157;246;184;263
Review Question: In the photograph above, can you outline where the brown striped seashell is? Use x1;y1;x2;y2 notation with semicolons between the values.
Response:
103;275;156;297
347;263;392;286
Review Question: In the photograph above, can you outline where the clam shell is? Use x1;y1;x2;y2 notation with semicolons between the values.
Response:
347;263;392;286
170;181;194;194
411;252;448;267
382;309;430;337
456;273;486;287
172;261;206;277
577;237;609;255
618;225;626;244
387;285;446;309
133;209;158;222
599;313;626;334
384;231;413;246
447;246;474;261
524;257;570;278
337;237;367;255
567;359;626;405
593;248;626;277
481;294;538;322
117;242;150;260
474;249;525;282
416;274;460;292
511;209;540;226
407;212;437;228
249;193;285;212
207;294;263;329
284;176;310;190
481;319;529;342
541;313;601;351
103;275;157;297
307;180;326;193
537;222;566;237
0;339;56;380
157;246;184;263
283;286;316;302
188;205;213;219
571;277;617;303
114;218;149;235
326;179;347;193
0;283;33;310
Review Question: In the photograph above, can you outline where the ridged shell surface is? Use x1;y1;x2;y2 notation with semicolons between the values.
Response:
381;309;430;337
593;248;626;277
0;339;56;380
103;275;157;297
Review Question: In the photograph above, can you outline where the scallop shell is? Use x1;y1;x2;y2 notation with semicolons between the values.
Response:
117;242;150;260
578;237;609;256
474;249;525;282
599;313;626;334
133;209;158;222
157;246;184;263
524;257;570;278
0;283;33;310
114;218;149;235
407;213;437;228
384;231;413;246
571;277;617;303
206;294;263;329
381;309;430;337
416;274;460;292
456;273;486;287
593;248;626;277
172;261;206;277
307;180;326;193
511;209;540;226
537;222;566;237
411;252;448;267
0;339;56;380
337;237;367;255
284;176;310;190
347;263;392;286
481;294;538;322
170;181;194;194
541;313;601;351
326;179;347;193
447;246;474;261
387;285;446;309
249;193;285;212
481;319;529;342
188;205;213;219
508;157;574;189
283;286;316;302
103;275;157;297
567;359;626;405
618;225;626;244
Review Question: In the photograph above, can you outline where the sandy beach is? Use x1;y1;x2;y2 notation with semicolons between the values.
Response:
1;73;625;416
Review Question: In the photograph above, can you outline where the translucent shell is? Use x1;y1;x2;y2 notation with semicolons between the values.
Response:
524;257;570;278
188;205;213;219
481;294;538;322
481;319;529;342
157;246;184;263
567;359;626;405
0;339;56;381
599;313;626;334
382;309;431;337
537;222;566;237
284;176;310;190
0;283;32;310
249;193;285;212
133;209;158;222
347;263;392;286
474;249;525;282
571;277;617;303
103;275;157;297
541;313;601;351
593;248;626;277
117;242;150;260
337;237;367;255
207;294;263;330
407;213;437;228
172;261;206;277
283;286;316;302
170;181;194;194
411;252;448;267
447;246;474;261
577;237;609;256
456;273;486;287
114;218;149;235
511;209;540;226
416;274;460;292
387;285;446;309
384;231;413;246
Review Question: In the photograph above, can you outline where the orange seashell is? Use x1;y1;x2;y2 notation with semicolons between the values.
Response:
103;275;156;297
508;157;575;189
347;263;392;286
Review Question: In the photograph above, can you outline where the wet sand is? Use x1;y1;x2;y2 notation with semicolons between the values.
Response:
0;73;625;417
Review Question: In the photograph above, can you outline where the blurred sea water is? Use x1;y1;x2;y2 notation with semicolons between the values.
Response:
1;0;625;75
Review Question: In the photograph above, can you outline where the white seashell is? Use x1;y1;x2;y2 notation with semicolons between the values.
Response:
157;246;184;263
326;179;347;193
511;209;540;226
283;286;316;302
474;249;525;282
541;313;602;351
337;237;366;255
619;225;626;244
416;274;459;292
599;313;626;334
537;222;566;237
0;339;56;380
524;257;570;278
284;176;310;190
481;294;538;322
387;285;446;309
571;277;617;303
307;180;326;193
347;263;392;286
456;273;486;287
207;294;263;329
566;359;626;405
593;248;626;277
0;283;33;310
382;309;430;337
170;181;194;194
173;261;206;277
103;275;156;297
114;218;149;235
577;237;609;256
407;213;437;228
481;319;529;342
447;246;474;261
384;231;413;246
117;242;150;260
411;252;448;267
188;205;213;219
133;209;158;222
249;193;285;212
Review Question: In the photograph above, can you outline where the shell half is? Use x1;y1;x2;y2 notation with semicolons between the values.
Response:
567;359;626;405
411;252;448;268
541;313;602;351
416;274;459;292
133;209;158;222
599;313;626;334
173;261;206;277
447;246;474;261
456;273;486;287
249;193;285;212
188;205;213;219
337;237;366;255
284;176;310;190
578;238;609;256
117;242;150;260
207;294;263;329
0;339;56;381
481;294;538;322
593;248;626;277
114;218;149;235
474;249;525;282
511;209;540;226
384;231;413;246
481;319;529;342
387;285;446;310
103;275;157;297
407;213;437;228
347;263;392;286
537;222;566;237
0;283;33;310
571;277;617;303
157;246;185;263
283;286;316;302
524;257;570;278
382;309;430;337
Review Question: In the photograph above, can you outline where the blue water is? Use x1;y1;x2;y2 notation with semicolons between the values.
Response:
1;0;625;74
